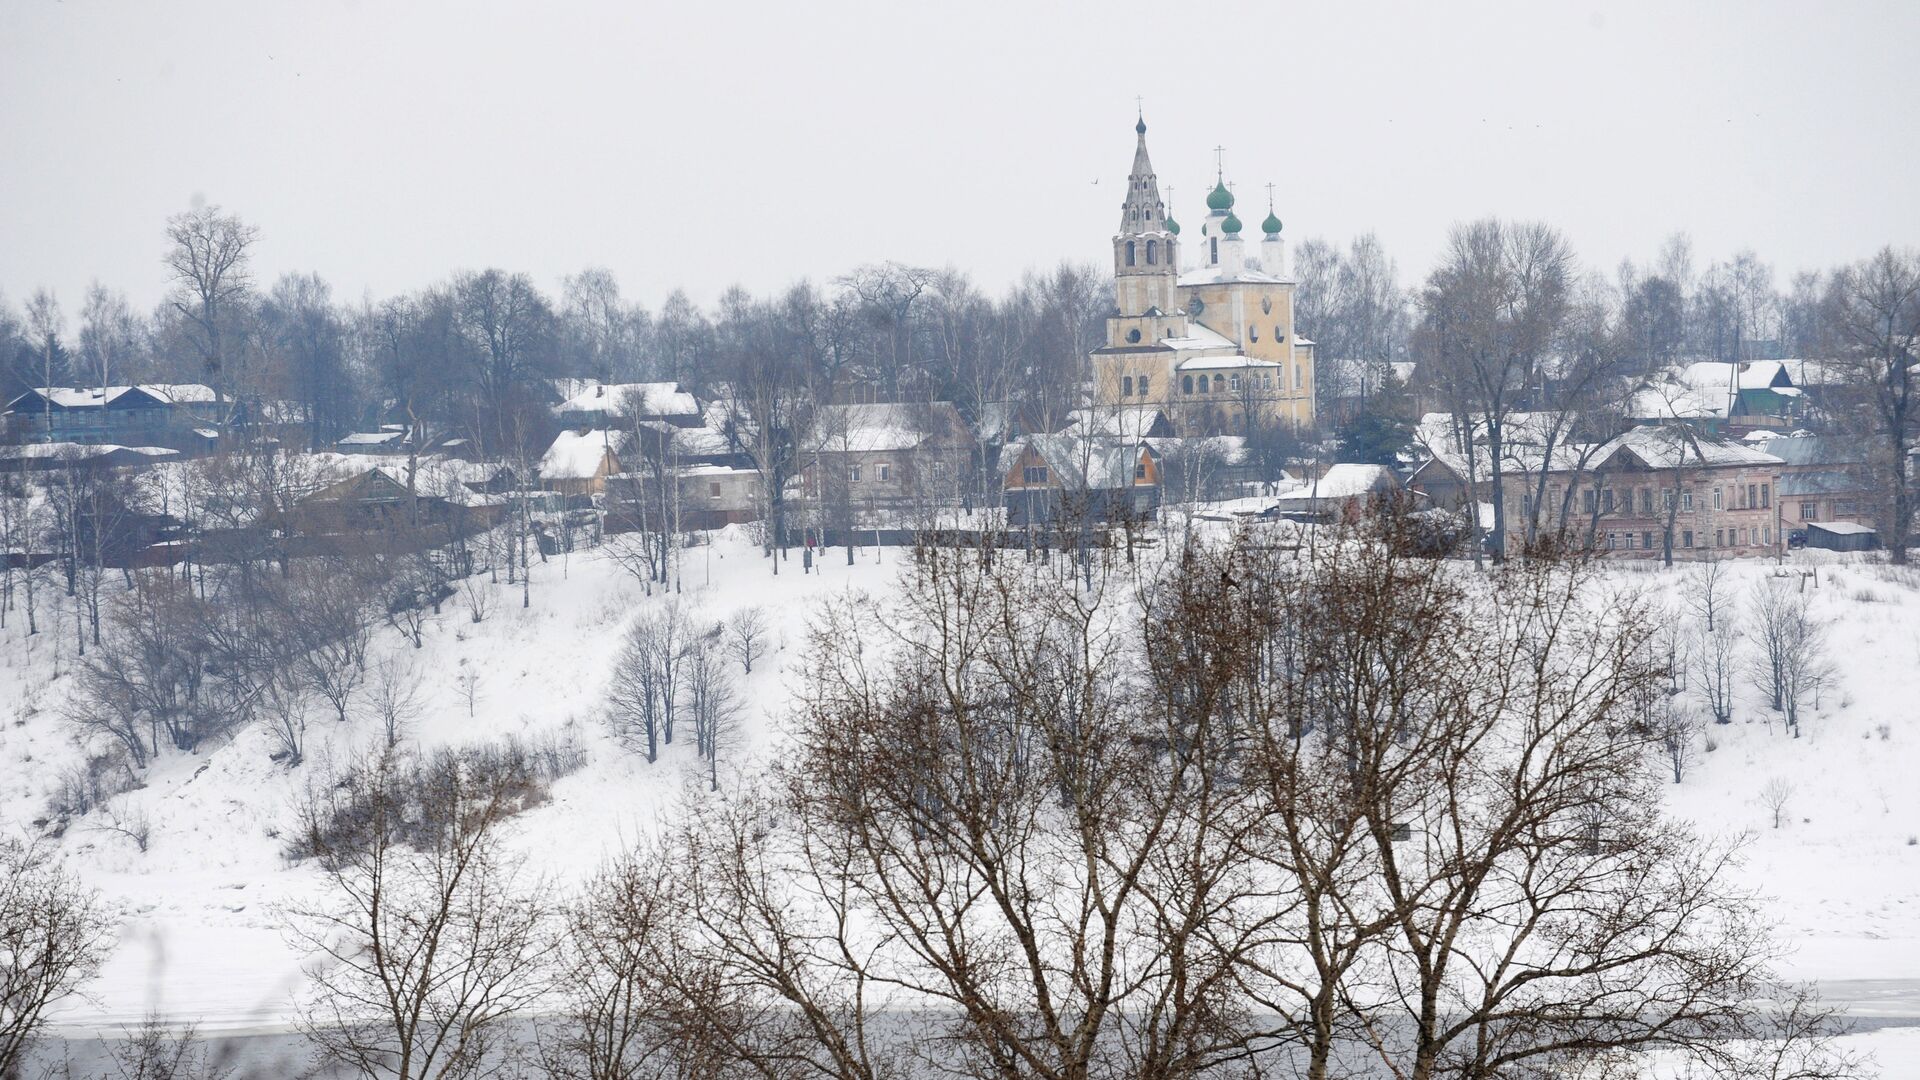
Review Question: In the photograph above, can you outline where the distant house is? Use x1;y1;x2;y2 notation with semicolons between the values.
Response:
552;381;701;428
335;428;412;455
1270;463;1401;522
539;429;631;496
1629;361;1805;435
1495;425;1785;560
1063;405;1176;440
1001;433;1160;525
1760;434;1878;532
1804;520;1877;552
290;463;506;542
0;442;179;474
807;402;976;513
4;384;221;448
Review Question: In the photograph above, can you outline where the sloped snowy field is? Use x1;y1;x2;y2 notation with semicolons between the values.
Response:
4;531;1919;1071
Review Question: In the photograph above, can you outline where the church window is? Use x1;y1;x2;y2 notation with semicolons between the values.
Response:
1126;328;1142;343
1213;374;1225;393
1125;241;1136;267
1181;375;1193;394
1249;325;1259;342
1138;375;1151;396
1210;237;1218;264
1275;325;1283;341
1230;374;1241;391
1122;376;1134;396
1146;240;1157;265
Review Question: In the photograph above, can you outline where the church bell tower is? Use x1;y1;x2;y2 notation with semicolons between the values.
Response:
1113;114;1179;317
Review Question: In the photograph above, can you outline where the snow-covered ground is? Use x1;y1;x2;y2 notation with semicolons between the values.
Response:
1;528;908;1036
4;531;1919;1074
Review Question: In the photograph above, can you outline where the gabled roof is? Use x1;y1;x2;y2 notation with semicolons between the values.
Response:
1274;463;1397;505
1757;434;1867;467
540;429;630;480
1016;433;1154;491
554;381;699;419
7;383;217;411
1590;425;1781;471
1065;406;1172;439
814;402;969;452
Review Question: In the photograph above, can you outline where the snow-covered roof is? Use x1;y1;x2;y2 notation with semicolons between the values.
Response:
10;383;219;411
1594;425;1782;471
1065;406;1169;439
1015;433;1153;490
1161;322;1237;352
339;431;407;446
554;381;699;419
1178;265;1286;287
540;429;629;480
1177;354;1282;371
1276;463;1398;504
1809;520;1875;535
814;402;966;452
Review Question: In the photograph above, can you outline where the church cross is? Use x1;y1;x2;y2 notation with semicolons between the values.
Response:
1213;145;1226;177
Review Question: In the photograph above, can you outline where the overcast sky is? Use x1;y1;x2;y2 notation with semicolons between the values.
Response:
4;0;1918;319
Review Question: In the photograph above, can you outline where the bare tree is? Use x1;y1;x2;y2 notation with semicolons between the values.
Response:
684;631;740;792
289;752;557;1080
1760;777;1795;830
24;289;65;442
1693;608;1741;726
1749;577;1828;735
165;204;259;417
1824;247;1920;562
0;839;115;1076
261;674;313;767
725;604;768;675
366;656;425;749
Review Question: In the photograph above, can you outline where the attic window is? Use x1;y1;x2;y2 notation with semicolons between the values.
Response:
1023;465;1048;485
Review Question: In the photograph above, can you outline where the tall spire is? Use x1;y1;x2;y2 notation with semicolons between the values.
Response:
1118;112;1166;236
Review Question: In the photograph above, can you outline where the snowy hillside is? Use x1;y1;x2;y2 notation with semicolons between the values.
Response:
5;538;1920;1070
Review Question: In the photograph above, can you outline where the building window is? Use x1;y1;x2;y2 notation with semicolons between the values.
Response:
1213;374;1225;393
1663;490;1675;512
1182;375;1193;394
1763;525;1771;545
1138;375;1150;397
1023;465;1048;485
1683;529;1693;548
1583;489;1596;513
1126;240;1136;267
1249;325;1259;342
1135;460;1148;480
1761;483;1770;508
1122;376;1134;396
1801;501;1816;520
1275;324;1283;341
1146;239;1157;265
1682;491;1694;511
1229;374;1241;391
1747;484;1757;509
1713;488;1723;510
709;482;721;500
1643;530;1654;550
1602;490;1615;514
931;461;948;479
877;464;891;482
1715;529;1724;546
1210;237;1218;263
1606;532;1616;550
849;465;861;482
1625;532;1636;550
1640;489;1653;514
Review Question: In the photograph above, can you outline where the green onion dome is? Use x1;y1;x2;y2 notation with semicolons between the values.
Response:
1262;210;1282;235
1222;212;1242;235
1206;180;1234;211
1164;215;1180;235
